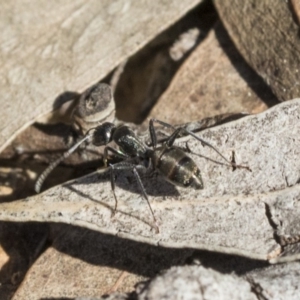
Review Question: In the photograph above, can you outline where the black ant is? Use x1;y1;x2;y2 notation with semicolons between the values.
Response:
35;119;249;232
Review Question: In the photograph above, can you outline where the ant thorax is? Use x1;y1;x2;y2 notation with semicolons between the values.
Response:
113;125;149;158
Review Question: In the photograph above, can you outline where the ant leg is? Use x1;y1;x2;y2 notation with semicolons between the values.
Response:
132;167;156;220
109;159;139;215
103;146;129;167
164;128;182;147
132;165;159;233
149;119;181;149
151;118;175;130
150;118;249;170
109;160;135;213
149;119;158;149
151;118;218;148
109;164;118;214
181;128;250;170
109;161;158;232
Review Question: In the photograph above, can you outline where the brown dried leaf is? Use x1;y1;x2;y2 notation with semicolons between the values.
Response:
12;224;192;299
214;0;300;101
291;0;300;25
149;21;276;125
114;1;217;123
0;0;201;153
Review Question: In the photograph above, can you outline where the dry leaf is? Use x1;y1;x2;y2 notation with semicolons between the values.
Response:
0;0;201;153
246;261;300;300
1;99;300;263
137;266;256;300
214;0;300;101
12;224;192;299
150;21;276;125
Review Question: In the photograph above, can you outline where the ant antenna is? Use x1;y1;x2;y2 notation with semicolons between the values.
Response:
35;132;93;193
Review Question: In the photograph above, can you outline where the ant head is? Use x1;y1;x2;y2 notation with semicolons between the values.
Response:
92;122;115;146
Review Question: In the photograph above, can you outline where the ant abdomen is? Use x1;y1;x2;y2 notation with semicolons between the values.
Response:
151;146;204;190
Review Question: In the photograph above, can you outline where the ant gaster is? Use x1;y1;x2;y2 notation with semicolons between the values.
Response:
35;119;248;232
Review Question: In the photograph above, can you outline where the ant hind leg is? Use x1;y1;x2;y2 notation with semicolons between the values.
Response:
150;118;250;171
108;161;159;232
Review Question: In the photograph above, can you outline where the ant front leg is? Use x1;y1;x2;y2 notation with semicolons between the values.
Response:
150;118;250;171
103;146;129;167
109;161;159;233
